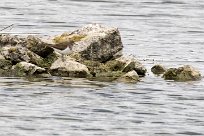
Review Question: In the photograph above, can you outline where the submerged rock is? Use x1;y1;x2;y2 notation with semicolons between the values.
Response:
163;65;201;81
12;61;46;77
50;56;90;78
117;70;140;83
151;64;166;75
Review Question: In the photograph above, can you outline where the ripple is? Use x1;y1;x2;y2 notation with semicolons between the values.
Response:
177;132;203;135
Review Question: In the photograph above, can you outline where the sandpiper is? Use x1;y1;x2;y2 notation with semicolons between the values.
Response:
47;40;75;61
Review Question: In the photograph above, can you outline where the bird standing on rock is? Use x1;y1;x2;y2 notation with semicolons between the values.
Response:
47;40;75;61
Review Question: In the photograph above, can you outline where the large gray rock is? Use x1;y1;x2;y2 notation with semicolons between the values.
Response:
12;61;46;76
117;70;140;83
51;24;123;62
163;65;201;81
50;56;90;78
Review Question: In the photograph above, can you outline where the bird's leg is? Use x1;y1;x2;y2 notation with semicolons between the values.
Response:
62;54;65;62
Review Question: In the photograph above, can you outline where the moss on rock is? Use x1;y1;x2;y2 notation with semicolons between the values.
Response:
53;33;86;43
163;65;201;81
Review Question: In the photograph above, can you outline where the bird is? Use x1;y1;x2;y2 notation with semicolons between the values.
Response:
47;40;75;61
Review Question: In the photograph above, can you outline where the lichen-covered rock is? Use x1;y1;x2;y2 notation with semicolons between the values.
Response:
163;65;201;81
151;64;166;75
50;56;90;78
117;70;140;83
26;35;54;58
12;61;46;76
52;24;123;62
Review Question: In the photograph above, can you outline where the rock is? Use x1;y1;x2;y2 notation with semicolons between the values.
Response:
0;34;24;46
151;64;166;75
12;61;46;76
50;56;90;78
52;24;123;62
0;59;12;70
26;35;54;58
0;46;45;66
163;65;202;81
77;55;146;80
0;53;12;70
0;53;13;76
0;56;13;76
90;71;124;82
116;56;146;75
117;70;140;83
114;55;146;76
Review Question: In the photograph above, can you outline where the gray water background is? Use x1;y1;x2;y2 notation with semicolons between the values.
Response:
0;0;204;135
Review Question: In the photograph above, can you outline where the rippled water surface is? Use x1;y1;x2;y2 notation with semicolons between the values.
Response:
0;0;204;135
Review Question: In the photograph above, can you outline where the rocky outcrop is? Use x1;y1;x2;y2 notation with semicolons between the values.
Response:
117;70;140;83
0;24;148;83
50;56;90;78
151;64;166;75
163;65;201;81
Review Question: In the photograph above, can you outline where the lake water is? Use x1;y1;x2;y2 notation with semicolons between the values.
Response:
0;0;204;135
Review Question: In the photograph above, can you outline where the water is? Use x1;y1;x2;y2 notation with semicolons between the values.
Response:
0;0;204;135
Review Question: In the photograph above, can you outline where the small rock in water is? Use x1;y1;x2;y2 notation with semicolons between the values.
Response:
117;70;140;83
151;64;166;75
162;65;201;81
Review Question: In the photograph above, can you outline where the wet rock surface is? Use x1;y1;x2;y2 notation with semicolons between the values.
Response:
163;65;201;81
